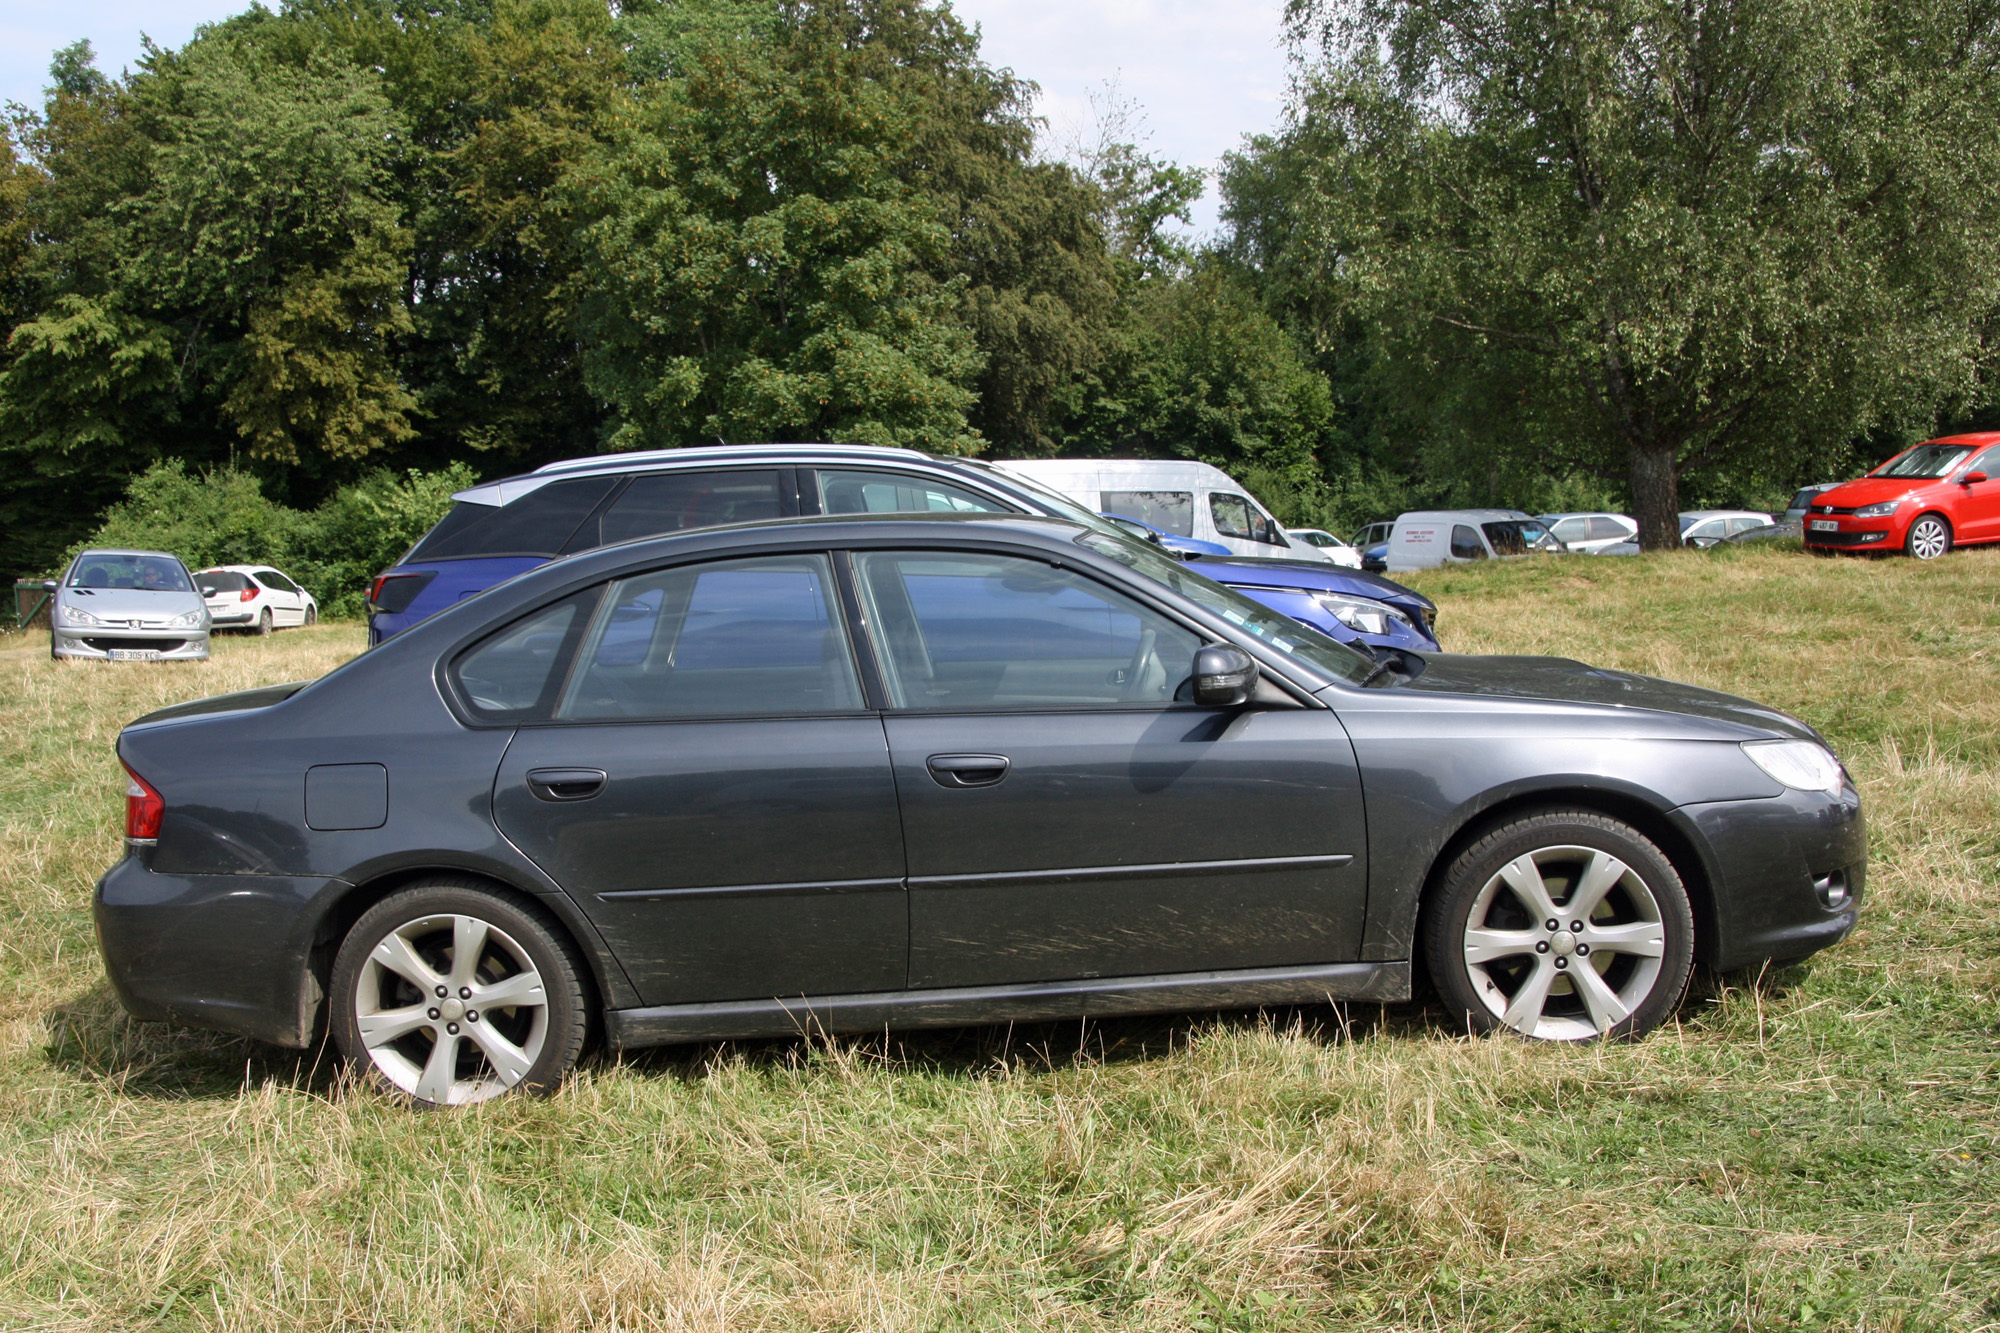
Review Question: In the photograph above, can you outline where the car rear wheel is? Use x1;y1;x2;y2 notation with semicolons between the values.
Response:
254;607;272;635
330;882;589;1107
1906;514;1952;560
1423;811;1695;1042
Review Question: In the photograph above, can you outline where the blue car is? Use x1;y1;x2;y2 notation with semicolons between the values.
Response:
1098;512;1232;557
368;446;1440;654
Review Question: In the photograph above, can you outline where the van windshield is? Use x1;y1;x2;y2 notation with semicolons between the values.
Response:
1481;520;1560;554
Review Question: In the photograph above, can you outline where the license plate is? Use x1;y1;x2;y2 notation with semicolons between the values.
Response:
109;649;161;661
1808;519;1838;532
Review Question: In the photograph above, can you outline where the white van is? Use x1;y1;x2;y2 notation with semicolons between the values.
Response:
990;459;1309;560
1385;510;1565;572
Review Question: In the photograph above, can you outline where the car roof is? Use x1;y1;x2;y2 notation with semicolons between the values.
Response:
1679;509;1766;519
457;443;965;508
198;564;279;574
1395;509;1533;524
73;548;185;561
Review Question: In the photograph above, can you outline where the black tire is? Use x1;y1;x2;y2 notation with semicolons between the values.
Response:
1905;513;1952;560
330;880;589;1107
254;607;273;636
305;605;318;626
1423;810;1695;1042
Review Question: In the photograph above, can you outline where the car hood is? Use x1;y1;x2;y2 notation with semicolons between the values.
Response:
1191;556;1436;611
1395;654;1818;740
61;588;205;620
129;681;312;729
1814;477;1932;508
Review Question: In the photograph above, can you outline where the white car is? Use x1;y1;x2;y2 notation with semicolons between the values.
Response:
196;565;320;634
1678;511;1776;548
1538;511;1640;554
1285;528;1365;568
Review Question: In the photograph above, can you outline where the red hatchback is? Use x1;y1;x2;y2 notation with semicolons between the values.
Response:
1804;433;2000;559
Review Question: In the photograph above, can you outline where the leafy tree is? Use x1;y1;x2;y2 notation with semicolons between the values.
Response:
1249;0;2000;545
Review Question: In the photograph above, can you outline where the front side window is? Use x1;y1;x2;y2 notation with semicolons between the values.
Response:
1961;447;2000;477
1450;525;1487;560
558;555;861;719
452;596;588;719
67;553;192;592
1102;490;1194;537
1210;493;1285;545
1873;444;1974;479
1482;520;1556;555
853;551;1202;710
817;470;1005;516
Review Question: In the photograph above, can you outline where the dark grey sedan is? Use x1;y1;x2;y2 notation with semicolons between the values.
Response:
96;515;1864;1106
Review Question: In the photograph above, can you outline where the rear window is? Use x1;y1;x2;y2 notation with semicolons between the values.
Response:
1102;490;1194;537
406;478;619;562
199;571;252;592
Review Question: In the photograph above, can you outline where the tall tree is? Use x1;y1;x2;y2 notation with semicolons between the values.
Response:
1250;0;2000;545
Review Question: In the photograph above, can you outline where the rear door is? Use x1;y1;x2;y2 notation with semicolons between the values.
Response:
486;554;906;1006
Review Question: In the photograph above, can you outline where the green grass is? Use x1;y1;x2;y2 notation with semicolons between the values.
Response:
1;550;1996;1331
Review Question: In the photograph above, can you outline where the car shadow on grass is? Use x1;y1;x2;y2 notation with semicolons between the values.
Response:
42;983;343;1101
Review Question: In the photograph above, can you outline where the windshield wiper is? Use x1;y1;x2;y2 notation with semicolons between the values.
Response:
1356;658;1397;688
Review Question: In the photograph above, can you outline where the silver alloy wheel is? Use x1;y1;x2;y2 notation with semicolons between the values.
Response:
1461;845;1667;1041
353;913;549;1105
1908;516;1950;560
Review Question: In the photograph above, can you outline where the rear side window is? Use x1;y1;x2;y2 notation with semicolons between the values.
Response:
1450;525;1486;559
1102;490;1194;537
407;478;619;562
817;470;1005;516
558;555;862;719
1210;493;1285;545
451;594;592;720
583;470;784;549
259;570;300;593
1549;517;1589;542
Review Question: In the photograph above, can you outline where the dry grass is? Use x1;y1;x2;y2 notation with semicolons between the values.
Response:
0;550;1996;1331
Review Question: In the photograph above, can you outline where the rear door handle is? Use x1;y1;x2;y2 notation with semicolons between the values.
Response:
526;768;607;802
926;754;1011;789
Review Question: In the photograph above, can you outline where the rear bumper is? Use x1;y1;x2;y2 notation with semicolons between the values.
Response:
94;854;343;1047
1674;783;1866;972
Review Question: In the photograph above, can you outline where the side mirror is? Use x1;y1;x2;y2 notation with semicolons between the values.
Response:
41;580;57;591
1191;645;1259;707
1964;471;1988;485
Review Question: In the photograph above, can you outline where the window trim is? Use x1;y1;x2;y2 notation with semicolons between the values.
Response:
443;586;604;726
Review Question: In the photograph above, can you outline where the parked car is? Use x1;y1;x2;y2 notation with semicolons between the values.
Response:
1285;528;1366;568
97;512;1864;1106
1803;433;2000;559
1352;520;1394;572
991;458;1308;560
1385;511;1566;572
197;566;319;635
1537;512;1639;554
49;549;210;662
1783;484;1842;524
1721;520;1803;545
1099;512;1230;557
1678;511;1776;548
366;445;1442;657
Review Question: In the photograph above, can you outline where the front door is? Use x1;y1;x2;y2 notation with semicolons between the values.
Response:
851;549;1369;989
490;554;906;1006
1952;445;2000;544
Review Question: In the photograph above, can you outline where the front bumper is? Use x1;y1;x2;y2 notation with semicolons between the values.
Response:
53;626;210;660
1803;519;1896;550
94;853;345;1047
1675;782;1866;972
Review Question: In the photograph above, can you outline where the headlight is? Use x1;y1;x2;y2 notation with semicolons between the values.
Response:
1312;593;1414;637
59;603;101;626
164;609;206;628
1742;739;1846;794
1853;501;1900;518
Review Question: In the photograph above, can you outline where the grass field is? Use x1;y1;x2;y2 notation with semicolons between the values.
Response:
1;547;1996;1331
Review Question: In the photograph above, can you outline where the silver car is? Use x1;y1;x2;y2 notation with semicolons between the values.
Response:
49;549;211;662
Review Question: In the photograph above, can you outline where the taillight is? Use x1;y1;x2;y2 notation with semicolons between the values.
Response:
368;571;437;615
123;763;164;840
240;587;258;602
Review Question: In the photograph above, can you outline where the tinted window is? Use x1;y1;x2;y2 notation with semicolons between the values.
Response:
855;552;1203;710
1210;493;1285;545
1450;525;1486;560
1686;519;1724;540
1482;520;1554;554
199;570;251;592
68;554;192;592
1549;517;1590;542
1726;515;1767;534
408;478;618;561
558;555;861;719
584;470;784;549
1788;488;1822;511
452;596;587;719
258;570;300;593
1102;490;1194;537
1587;516;1628;540
817;470;1004;516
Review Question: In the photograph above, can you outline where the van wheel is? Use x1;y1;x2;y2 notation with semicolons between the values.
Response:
330;882;589;1107
1423;811;1695;1042
1906;514;1951;560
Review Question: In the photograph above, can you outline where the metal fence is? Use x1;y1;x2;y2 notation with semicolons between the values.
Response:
13;580;54;631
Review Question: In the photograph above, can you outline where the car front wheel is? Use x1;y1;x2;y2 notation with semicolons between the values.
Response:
330;882;589;1107
1423;811;1695;1042
1906;514;1952;560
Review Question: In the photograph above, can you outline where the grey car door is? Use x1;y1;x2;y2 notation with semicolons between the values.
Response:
487;554;906;1006
852;549;1369;990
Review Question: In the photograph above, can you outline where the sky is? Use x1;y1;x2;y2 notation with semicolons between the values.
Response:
2;0;1296;232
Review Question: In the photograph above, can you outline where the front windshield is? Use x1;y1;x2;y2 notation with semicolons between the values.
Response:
67;553;192;592
1482;520;1560;555
1873;444;1973;479
1075;531;1375;684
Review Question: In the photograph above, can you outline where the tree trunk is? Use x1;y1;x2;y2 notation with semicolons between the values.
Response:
1628;439;1680;550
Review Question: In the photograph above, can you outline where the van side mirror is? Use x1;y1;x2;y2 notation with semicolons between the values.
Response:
1191;645;1259;706
1965;471;1989;485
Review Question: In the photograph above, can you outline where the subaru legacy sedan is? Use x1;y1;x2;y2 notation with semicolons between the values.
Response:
364;445;1440;658
97;516;1863;1107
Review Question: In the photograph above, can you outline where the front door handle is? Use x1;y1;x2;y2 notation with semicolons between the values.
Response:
926;754;1011;789
526;768;607;802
